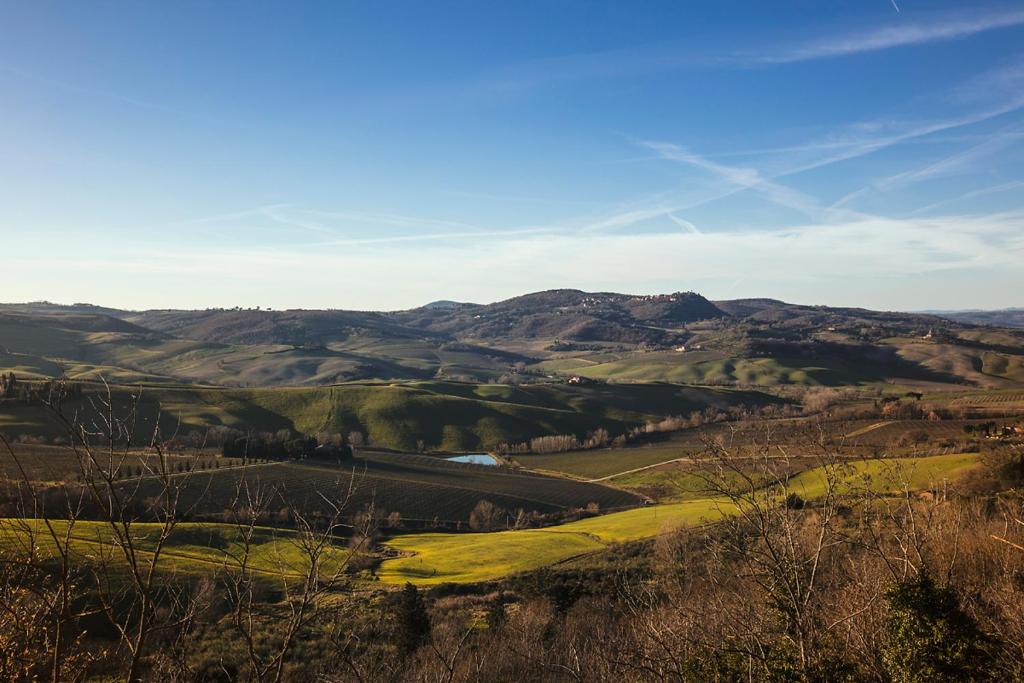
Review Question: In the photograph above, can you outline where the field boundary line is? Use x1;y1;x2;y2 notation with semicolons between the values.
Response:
587;457;693;482
844;421;888;438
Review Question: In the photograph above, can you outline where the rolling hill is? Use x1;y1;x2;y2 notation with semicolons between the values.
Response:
0;380;776;451
927;308;1024;329
1;290;1022;393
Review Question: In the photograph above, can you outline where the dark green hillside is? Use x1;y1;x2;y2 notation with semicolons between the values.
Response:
0;380;778;451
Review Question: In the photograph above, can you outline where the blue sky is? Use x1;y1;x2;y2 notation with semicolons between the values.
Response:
2;1;1023;311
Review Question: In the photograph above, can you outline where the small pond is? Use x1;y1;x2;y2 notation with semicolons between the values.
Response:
445;453;498;466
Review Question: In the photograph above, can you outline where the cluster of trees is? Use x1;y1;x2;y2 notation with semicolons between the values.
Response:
635;401;821;439
495;402;806;456
219;429;358;461
0;372;18;398
221;430;320;460
0;374;82;404
468;499;508;530
964;421;1023;438
496;429;612;455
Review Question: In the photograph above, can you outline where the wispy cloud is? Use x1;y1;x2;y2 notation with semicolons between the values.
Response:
576;205;680;234
303;226;559;248
747;9;1024;65
832;124;1024;209
13;211;1022;310
0;64;229;126
667;213;702;235
151;204;507;242
376;10;1024;108
909;179;1024;216
779;100;1024;181
636;140;839;221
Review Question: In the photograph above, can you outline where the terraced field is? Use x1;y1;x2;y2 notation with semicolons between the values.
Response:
946;390;1024;411
377;453;981;584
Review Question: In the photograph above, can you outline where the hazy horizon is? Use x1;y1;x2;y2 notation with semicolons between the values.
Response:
3;1;1023;310
3;288;1022;315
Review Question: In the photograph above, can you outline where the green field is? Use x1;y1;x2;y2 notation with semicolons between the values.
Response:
605;465;764;502
377;453;981;584
0;519;350;578
539;353;831;385
784;452;980;499
0;453;986;586
537;350;914;386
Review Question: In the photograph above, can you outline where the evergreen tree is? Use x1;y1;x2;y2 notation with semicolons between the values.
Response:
395;582;431;654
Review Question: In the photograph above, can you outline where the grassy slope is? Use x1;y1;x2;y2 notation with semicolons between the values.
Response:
538;337;1024;388
0;381;775;451
0;520;349;577
377;453;980;584
0;454;982;585
537;348;904;386
886;338;1024;388
784;453;980;499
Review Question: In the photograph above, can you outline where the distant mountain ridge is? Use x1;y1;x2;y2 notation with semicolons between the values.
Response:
924;308;1024;329
0;289;960;348
421;300;472;310
395;290;728;345
2;289;1022;390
